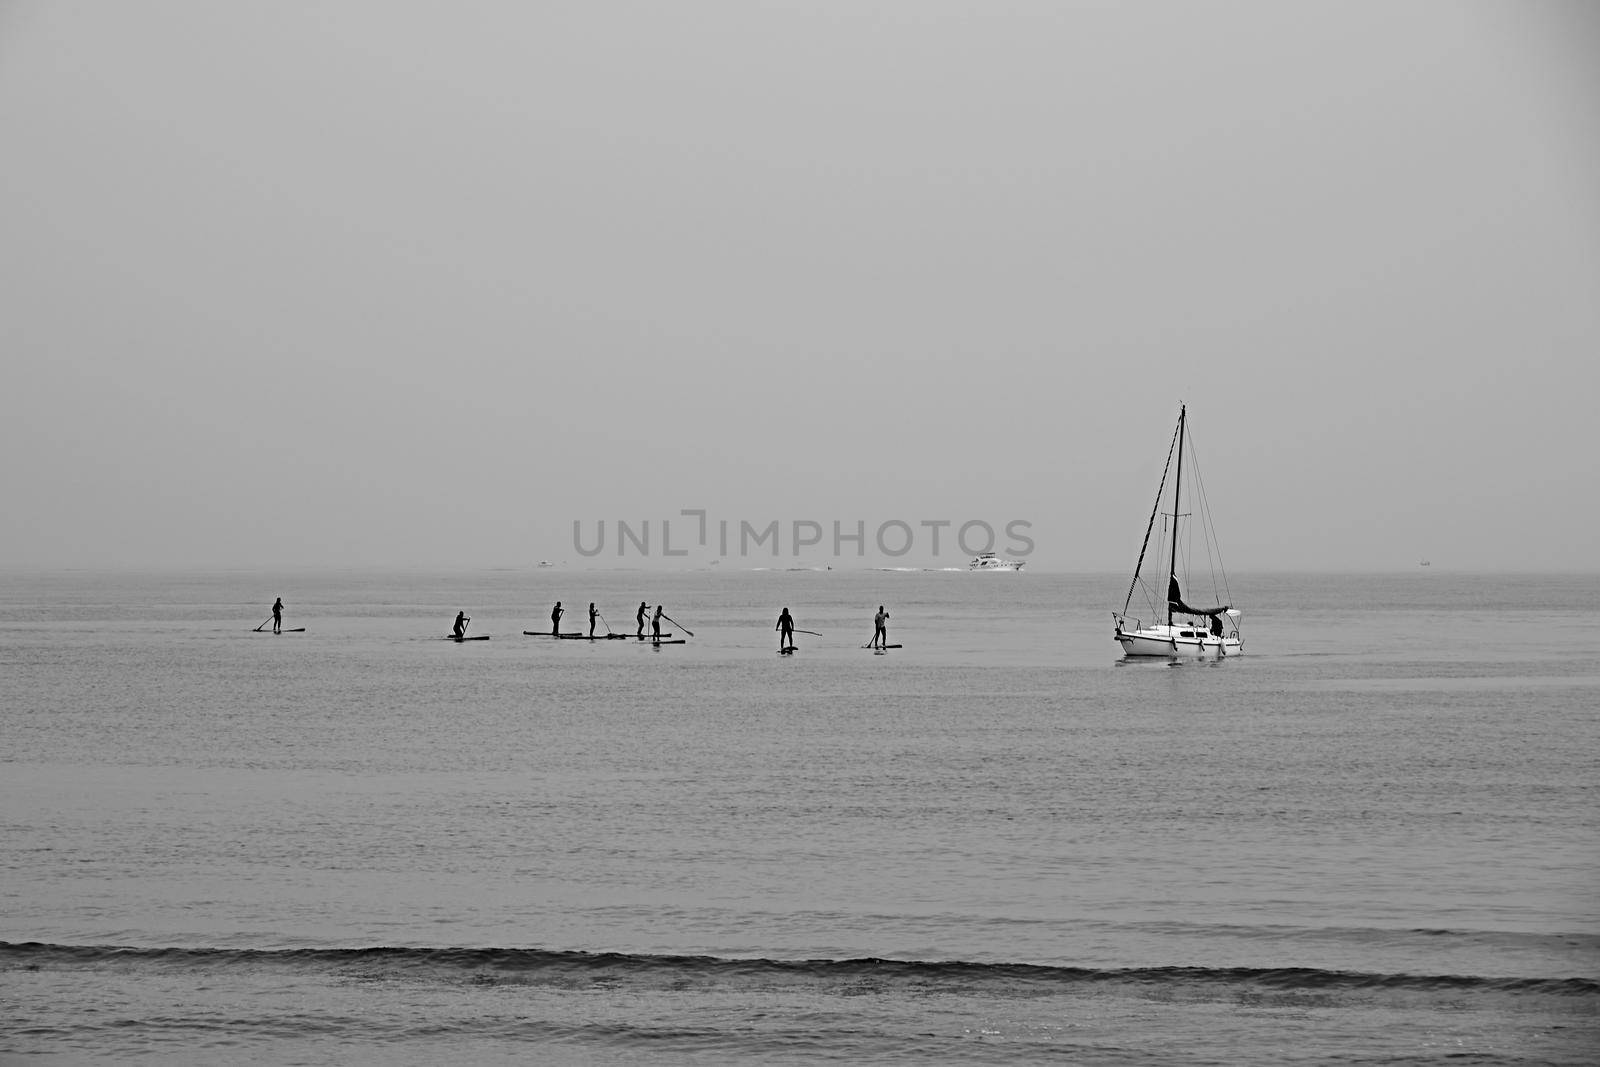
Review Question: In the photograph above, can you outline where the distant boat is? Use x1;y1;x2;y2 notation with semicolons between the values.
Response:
969;553;1024;571
1114;404;1242;660
1419;559;1431;566
537;560;555;568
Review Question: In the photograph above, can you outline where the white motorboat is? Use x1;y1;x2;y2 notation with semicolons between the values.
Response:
1113;404;1242;660
969;553;1024;571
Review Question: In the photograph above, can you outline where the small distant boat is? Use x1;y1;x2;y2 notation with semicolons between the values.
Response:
537;560;555;567
1113;404;1242;660
1419;559;1431;567
969;553;1024;571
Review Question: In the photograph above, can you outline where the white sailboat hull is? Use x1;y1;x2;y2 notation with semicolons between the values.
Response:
1117;624;1241;660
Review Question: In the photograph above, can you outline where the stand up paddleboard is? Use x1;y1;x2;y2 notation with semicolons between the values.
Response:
446;635;490;641
255;628;307;633
524;631;583;637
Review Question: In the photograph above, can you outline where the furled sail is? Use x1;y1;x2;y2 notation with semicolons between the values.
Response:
1167;576;1228;617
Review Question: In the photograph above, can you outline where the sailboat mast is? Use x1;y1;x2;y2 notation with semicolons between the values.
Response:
1167;404;1186;627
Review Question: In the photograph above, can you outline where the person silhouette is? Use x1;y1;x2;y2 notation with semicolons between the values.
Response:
452;611;468;639
636;601;648;638
551;602;564;636
776;607;795;651
873;605;889;649
589;602;599;638
652;605;664;642
272;597;284;634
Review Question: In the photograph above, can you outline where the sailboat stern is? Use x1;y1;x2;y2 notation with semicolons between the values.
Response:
1196;608;1243;659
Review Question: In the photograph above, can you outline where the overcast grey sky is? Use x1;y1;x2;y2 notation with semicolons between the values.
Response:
2;1;1596;571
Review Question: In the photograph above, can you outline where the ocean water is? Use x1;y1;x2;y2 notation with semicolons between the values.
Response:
2;568;1597;1064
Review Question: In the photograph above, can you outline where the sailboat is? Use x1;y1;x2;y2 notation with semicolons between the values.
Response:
1114;404;1242;659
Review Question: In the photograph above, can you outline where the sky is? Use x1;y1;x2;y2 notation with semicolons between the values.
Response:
2;1;1596;572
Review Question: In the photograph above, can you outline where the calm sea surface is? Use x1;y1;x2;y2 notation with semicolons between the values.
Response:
3;568;1597;1064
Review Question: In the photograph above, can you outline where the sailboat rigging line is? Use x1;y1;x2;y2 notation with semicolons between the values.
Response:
1122;410;1183;617
1184;433;1215;603
1184;432;1232;608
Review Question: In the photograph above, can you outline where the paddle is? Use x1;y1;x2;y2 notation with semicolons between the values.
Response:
252;618;271;632
659;611;694;637
794;629;823;637
597;612;613;635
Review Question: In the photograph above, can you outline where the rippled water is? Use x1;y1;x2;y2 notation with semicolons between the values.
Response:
3;568;1598;1063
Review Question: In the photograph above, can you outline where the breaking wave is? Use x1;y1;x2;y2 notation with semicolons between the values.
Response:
5;941;1594;998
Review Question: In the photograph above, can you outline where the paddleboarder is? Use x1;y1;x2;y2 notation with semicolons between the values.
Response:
551;602;564;636
652;605;664;642
872;605;889;649
589;602;599;638
453;611;469;639
636;601;649;637
271;597;284;634
776;607;795;651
